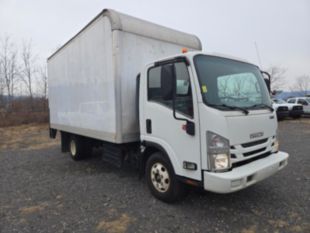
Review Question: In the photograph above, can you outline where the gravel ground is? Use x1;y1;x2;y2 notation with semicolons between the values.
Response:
0;120;309;233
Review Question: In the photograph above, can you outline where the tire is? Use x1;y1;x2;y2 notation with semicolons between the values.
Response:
69;135;91;161
145;152;187;203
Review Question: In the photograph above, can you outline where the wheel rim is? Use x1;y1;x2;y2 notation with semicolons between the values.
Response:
70;140;77;156
150;162;170;193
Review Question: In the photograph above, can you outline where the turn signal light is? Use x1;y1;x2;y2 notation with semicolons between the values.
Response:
182;48;188;53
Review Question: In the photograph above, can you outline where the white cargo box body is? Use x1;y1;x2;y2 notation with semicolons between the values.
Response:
48;9;202;143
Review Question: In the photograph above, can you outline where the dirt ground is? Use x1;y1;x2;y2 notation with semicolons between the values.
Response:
0;123;59;151
0;119;309;233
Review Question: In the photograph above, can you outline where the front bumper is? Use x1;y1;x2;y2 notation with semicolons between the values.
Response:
276;110;289;119
289;110;303;117
203;151;289;193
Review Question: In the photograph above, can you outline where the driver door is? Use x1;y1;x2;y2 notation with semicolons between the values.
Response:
141;60;201;181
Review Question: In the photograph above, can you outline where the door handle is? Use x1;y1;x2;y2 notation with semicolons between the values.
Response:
146;119;152;134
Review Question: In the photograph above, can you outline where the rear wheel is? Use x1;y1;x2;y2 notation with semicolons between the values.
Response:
146;152;187;203
69;136;91;160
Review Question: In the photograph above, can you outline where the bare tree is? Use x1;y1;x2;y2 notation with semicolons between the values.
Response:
38;65;48;111
38;65;48;99
0;36;19;110
267;66;286;91
218;76;230;97
20;40;37;106
293;75;310;95
0;60;4;106
233;76;245;97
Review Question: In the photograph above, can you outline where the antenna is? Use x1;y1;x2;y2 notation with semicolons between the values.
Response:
254;41;262;68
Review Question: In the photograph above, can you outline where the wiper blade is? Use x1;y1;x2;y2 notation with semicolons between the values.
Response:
250;104;274;112
209;104;249;115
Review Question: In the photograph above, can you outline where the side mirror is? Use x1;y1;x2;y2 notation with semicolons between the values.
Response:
264;78;270;93
185;121;195;136
261;71;271;93
160;64;175;100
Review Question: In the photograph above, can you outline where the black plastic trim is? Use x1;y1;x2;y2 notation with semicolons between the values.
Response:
176;175;203;187
243;147;266;157
241;138;268;148
142;141;168;156
232;151;272;169
146;119;152;134
154;56;189;67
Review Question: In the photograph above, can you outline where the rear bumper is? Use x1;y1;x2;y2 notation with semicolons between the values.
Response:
203;151;289;193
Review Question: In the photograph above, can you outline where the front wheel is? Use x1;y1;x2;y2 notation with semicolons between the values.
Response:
146;152;187;203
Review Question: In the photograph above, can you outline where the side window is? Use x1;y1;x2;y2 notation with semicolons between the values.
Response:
147;62;193;118
148;65;173;109
174;62;193;117
298;99;308;106
148;66;163;101
287;99;295;104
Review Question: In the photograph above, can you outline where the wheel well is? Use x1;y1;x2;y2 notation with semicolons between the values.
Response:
141;142;173;176
61;132;96;153
61;131;71;152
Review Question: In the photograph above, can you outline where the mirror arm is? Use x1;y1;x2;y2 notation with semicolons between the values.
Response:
172;102;195;136
261;70;271;93
171;66;195;136
261;71;271;81
172;65;186;122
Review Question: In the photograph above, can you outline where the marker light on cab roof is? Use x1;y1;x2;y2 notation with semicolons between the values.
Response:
182;48;188;53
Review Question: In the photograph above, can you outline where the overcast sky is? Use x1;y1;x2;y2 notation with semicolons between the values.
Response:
1;0;309;89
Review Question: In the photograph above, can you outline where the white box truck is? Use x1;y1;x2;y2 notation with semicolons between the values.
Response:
48;9;289;202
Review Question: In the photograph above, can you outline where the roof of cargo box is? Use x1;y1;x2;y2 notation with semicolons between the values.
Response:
48;9;202;60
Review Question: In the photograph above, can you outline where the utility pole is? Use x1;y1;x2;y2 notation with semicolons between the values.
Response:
254;41;262;68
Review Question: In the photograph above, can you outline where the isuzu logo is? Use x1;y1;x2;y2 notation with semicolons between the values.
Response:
250;132;264;139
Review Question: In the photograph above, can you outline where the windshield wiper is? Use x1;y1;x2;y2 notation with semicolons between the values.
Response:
249;104;274;112
208;104;249;115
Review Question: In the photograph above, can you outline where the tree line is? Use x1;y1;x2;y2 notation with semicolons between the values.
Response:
0;36;47;112
268;66;310;96
1;35;309;113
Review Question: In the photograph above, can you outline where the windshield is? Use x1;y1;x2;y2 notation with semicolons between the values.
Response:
194;55;271;110
273;99;286;104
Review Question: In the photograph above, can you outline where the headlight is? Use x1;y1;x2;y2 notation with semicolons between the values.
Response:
213;154;230;170
207;131;231;172
272;135;279;153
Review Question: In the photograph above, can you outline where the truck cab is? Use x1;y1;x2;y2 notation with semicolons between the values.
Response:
139;51;289;201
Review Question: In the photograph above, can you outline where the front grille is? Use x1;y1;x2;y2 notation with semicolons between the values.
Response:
241;138;268;148
230;136;274;166
277;106;288;111
243;147;266;157
293;106;303;110
232;151;272;169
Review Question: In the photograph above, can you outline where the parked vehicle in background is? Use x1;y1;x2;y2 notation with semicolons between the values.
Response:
272;99;303;119
48;9;289;202
272;100;289;120
287;97;310;115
